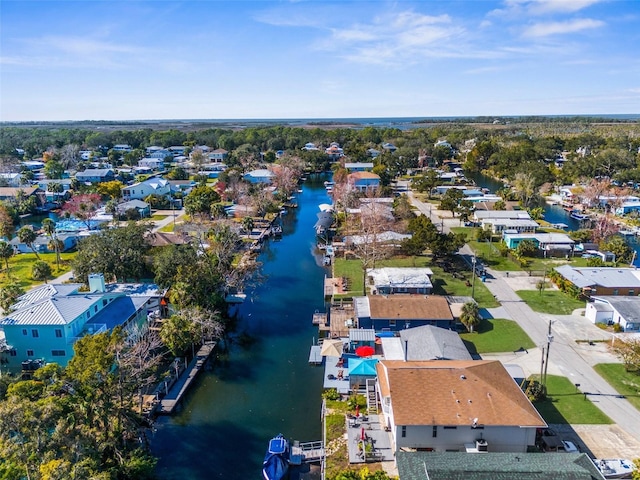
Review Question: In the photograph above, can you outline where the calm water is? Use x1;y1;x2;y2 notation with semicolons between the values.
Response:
151;175;330;479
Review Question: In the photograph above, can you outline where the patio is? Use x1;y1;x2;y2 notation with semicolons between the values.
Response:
345;414;394;464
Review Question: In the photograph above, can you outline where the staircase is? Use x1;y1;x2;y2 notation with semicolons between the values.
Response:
366;378;378;414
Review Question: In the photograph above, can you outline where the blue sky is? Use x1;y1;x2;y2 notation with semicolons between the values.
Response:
1;0;638;121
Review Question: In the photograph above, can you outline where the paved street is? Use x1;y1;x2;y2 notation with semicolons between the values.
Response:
407;190;640;449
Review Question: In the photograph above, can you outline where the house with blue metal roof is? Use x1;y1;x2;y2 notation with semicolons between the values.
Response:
0;273;163;374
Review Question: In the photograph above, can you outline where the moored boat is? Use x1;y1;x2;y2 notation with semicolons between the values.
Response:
262;434;289;480
594;458;636;479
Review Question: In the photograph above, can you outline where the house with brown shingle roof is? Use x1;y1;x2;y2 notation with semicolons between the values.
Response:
354;295;454;330
376;360;546;453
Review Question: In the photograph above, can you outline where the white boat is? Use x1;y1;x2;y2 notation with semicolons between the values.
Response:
618;229;635;236
594;459;636;479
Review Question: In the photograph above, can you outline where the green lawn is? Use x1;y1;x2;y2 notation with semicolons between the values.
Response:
333;256;499;308
151;214;169;220
533;374;612;424
517;290;585;315
1;252;76;288
594;363;640;411
460;318;535;354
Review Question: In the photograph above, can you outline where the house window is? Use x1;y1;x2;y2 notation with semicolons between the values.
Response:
9;349;16;357
94;305;98;313
51;350;66;357
444;426;457;430
103;299;107;307
401;426;407;438
389;319;396;327
87;311;91;318
613;289;619;295
31;329;39;338
27;350;34;357
432;426;438;438
629;290;635;296
22;329;28;336
55;329;62;338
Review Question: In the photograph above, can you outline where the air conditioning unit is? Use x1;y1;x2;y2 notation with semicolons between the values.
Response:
476;439;488;452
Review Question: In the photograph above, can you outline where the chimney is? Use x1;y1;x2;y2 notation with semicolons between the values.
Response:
88;273;106;293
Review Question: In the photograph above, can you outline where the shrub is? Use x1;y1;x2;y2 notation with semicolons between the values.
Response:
613;323;623;333
323;388;340;401
525;379;546;402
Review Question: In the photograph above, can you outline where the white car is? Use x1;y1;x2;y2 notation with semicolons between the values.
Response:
559;440;579;453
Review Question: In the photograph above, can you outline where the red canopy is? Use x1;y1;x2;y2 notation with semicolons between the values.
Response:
355;345;375;357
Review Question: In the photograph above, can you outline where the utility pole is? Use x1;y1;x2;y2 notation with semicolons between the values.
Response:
543;319;553;388
471;255;477;300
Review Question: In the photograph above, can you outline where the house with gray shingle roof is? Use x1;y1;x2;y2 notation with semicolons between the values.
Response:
0;274;162;373
555;265;640;296
376;360;546;454
586;296;640;332
381;325;471;361
396;451;605;480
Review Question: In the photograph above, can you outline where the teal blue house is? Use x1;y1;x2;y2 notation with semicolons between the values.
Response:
0;274;162;374
503;232;575;256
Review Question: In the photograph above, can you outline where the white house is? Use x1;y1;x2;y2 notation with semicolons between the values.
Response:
75;168;115;184
0;274;163;373
345;162;374;172
376;360;546;454
138;158;165;170
244;169;275;184
0;173;23;187
585;296;640;332
366;267;433;295
208;148;228;162
122;177;171;200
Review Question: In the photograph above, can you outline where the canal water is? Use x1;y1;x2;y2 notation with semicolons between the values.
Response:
151;174;330;479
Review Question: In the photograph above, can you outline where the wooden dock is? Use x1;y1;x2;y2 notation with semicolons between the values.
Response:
157;342;216;415
290;441;325;465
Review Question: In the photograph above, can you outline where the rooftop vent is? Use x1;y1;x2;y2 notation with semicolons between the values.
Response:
460;375;466;380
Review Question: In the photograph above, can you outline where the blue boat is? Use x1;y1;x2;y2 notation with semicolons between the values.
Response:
262;434;289;480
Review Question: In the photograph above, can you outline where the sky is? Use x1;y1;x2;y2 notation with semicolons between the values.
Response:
1;0;639;121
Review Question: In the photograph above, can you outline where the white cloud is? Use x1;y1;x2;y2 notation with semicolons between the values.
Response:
489;0;603;18
523;18;604;37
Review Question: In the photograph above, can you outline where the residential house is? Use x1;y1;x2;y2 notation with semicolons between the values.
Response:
208;148;228;163
0;186;43;205
0;173;23;187
0;274;162;372
325;142;344;160
138;158;165;170
382;142;397;153
381;325;472;361
112;144;132;152
355;295;454;331
75;168;115;184
168;179;196;196
554;265;640;297
302;142;319;151
347;171;380;192
148;148;172;159
343;231;411;247
345;162;374;172
367;148;380;158
121;177;171;200
36;179;73;202
21;161;45;171
484;218;539;234
502;232;574;256
376;360;546;453
615;201;640;216
434;140;452;150
586;296;640;332
366;267;434;295
396;451;605;480
244;169;275;184
10;232;78;254
168;146;187;156
116;199;151;218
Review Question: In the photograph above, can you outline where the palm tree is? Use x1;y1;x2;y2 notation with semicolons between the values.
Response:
0;241;14;275
17;226;40;259
242;216;254;234
460;301;481;333
42;218;62;270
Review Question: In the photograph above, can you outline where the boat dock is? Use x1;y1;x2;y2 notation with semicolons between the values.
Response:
290;441;325;465
157;342;216;415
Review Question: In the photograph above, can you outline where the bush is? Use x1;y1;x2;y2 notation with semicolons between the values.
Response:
32;260;51;282
323;388;340;401
525;379;546;402
613;323;623;333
